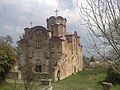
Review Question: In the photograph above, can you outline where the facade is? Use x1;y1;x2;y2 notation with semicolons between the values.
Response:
18;16;83;81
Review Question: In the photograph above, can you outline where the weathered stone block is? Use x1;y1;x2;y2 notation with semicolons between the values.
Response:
41;79;51;86
102;82;113;90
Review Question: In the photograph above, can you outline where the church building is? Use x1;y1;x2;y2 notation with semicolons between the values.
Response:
18;15;83;81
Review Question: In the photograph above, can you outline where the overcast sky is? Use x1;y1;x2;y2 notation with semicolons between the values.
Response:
0;0;90;55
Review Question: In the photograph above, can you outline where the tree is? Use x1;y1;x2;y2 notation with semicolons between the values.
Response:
17;34;38;90
83;56;90;68
0;36;16;81
0;35;13;44
78;0;120;84
20;60;35;90
90;56;95;62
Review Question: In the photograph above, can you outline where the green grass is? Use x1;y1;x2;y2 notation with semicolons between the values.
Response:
53;69;120;90
0;82;22;90
0;82;42;90
0;69;120;90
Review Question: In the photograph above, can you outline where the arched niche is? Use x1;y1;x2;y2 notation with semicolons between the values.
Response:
31;30;47;40
50;37;62;49
30;29;48;49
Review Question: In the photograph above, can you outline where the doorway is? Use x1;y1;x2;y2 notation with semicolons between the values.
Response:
74;66;76;73
57;70;60;81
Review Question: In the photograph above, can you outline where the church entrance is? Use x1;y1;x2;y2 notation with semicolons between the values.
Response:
74;66;76;73
57;70;60;81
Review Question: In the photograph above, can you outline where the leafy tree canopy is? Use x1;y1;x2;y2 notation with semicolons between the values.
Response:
0;35;16;81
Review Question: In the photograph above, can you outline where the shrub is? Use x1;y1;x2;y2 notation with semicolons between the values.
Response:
0;43;16;82
106;66;120;85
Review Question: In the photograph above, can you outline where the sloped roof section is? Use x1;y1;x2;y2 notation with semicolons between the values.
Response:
65;31;74;35
50;36;66;41
65;31;80;38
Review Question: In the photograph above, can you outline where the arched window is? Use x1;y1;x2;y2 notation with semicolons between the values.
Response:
31;30;47;40
36;41;41;49
35;65;42;72
31;30;47;49
50;38;61;49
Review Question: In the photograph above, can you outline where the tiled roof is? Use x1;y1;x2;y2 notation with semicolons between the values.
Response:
65;32;74;35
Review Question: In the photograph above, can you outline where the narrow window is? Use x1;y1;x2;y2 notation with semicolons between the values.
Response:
35;65;42;72
36;41;41;49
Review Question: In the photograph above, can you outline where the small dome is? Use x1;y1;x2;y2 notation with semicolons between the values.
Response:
49;16;56;19
57;16;64;19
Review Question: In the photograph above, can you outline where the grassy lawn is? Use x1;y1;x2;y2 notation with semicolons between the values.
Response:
53;69;120;90
0;82;42;90
0;82;23;90
0;69;120;90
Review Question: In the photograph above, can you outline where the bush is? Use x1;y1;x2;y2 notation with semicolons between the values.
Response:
83;56;90;69
106;66;120;85
0;43;16;82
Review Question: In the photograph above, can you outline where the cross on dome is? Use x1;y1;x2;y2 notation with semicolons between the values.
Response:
54;9;59;17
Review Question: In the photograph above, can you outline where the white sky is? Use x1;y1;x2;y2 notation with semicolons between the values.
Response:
0;0;90;55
